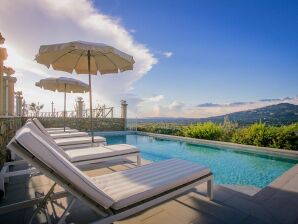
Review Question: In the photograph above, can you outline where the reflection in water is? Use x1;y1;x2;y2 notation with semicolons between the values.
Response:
99;134;297;188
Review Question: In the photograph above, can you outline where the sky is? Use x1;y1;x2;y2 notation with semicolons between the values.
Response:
0;0;297;118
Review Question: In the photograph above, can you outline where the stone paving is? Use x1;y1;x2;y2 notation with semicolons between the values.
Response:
0;157;298;224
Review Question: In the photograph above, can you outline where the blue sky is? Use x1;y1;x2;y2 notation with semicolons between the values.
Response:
0;0;297;117
95;0;298;105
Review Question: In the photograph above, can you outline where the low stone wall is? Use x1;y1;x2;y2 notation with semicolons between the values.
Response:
0;117;24;164
37;117;125;132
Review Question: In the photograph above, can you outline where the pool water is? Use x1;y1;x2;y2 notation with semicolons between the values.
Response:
99;133;298;188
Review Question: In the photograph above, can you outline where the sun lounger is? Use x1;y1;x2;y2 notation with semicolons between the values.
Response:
1;122;140;196
9;120;106;161
27;118;79;133
3;126;213;223
32;118;87;138
31;118;106;148
28;121;141;166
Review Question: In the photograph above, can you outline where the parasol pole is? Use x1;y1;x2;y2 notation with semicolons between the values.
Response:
64;83;66;132
88;50;94;143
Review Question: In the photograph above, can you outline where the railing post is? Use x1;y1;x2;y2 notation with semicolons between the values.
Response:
75;97;84;118
103;104;106;118
121;100;128;130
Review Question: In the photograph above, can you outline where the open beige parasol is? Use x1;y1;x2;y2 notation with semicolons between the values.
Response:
35;77;89;131
35;41;135;142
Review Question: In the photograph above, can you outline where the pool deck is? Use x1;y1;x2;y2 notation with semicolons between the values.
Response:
0;157;298;224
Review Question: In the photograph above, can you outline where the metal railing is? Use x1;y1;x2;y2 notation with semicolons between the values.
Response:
25;107;114;118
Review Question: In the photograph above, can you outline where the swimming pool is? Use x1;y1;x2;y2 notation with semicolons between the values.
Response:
99;133;298;188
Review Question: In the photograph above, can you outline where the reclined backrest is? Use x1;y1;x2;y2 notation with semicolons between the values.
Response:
24;121;71;160
32;118;49;136
7;126;115;209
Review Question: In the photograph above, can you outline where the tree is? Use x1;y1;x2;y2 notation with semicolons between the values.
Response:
29;102;44;117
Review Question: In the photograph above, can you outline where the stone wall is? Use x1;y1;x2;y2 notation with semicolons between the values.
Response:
0;117;24;164
0;117;125;165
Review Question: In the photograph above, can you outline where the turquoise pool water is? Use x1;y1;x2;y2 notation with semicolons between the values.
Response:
99;133;298;188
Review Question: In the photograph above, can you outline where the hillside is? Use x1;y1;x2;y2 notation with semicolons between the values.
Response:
201;103;298;125
130;103;298;126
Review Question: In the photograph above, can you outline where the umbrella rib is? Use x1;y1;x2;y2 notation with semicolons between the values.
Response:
73;51;84;72
94;51;119;73
103;53;119;71
50;49;77;67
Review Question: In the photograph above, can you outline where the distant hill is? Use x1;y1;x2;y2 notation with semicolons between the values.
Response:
128;103;298;126
200;103;298;126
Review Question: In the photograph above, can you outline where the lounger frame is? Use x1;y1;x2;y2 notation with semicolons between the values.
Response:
1;140;213;224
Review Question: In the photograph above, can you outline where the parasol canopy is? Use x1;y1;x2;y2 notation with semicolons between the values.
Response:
35;41;134;142
35;77;90;93
35;77;89;131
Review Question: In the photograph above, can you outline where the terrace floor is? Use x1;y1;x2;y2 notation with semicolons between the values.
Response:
1;157;298;224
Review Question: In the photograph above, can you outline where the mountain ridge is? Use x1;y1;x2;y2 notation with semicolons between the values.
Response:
131;103;298;126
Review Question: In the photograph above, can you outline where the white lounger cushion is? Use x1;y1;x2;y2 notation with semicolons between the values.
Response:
32;118;106;146
55;136;106;146
33;118;79;135
65;144;139;162
25;122;71;159
33;118;58;135
25;122;136;164
91;159;211;210
50;132;88;139
14;127;115;209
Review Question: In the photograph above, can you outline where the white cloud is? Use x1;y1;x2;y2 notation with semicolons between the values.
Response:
123;94;165;117
169;101;184;111
138;100;185;117
163;51;173;58
142;95;164;103
0;0;157;111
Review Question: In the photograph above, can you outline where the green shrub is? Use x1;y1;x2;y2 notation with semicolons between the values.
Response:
220;117;238;141
137;123;183;136
136;121;298;150
269;123;298;150
182;122;222;140
232;123;272;146
232;122;298;150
